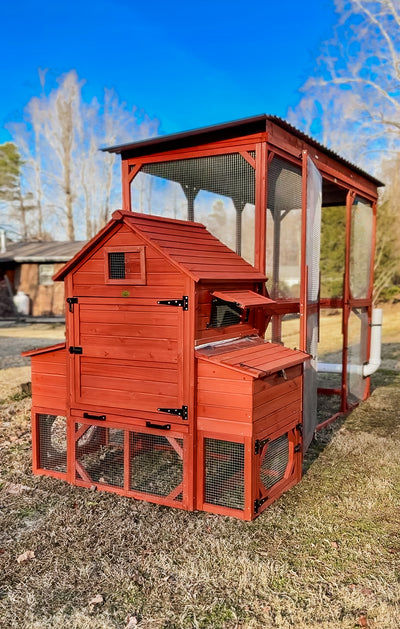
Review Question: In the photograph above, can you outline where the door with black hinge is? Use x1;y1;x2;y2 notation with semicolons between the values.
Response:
69;297;185;419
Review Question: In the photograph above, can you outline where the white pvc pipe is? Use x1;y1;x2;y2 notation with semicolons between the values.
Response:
363;308;383;377
317;308;383;377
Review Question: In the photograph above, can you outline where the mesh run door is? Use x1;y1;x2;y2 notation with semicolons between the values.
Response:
73;420;188;508
254;424;301;516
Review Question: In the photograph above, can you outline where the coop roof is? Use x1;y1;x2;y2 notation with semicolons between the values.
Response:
53;211;267;283
0;241;86;264
21;342;66;358
103;114;384;188
196;336;309;379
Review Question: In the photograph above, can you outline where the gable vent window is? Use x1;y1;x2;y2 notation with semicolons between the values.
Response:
104;246;146;285
208;297;244;328
109;252;126;279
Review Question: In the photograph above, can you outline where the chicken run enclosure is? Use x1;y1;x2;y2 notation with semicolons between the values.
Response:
23;115;383;520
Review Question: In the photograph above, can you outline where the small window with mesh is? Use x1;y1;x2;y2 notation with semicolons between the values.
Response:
260;433;289;490
204;438;245;510
38;414;67;473
208;297;244;328
104;246;146;285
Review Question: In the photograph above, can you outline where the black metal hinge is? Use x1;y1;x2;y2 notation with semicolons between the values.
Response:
254;496;268;513
254;437;270;455
296;423;303;436
157;405;188;420
157;296;188;311
66;297;78;312
69;346;82;354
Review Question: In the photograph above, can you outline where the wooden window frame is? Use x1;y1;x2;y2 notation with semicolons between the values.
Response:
104;245;146;285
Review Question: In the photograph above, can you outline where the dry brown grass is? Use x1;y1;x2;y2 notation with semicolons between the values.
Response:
0;312;399;628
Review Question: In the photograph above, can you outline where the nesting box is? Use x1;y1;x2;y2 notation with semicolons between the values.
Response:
24;210;307;519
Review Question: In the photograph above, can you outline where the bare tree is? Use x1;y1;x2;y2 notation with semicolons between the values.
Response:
289;0;400;169
8;70;159;242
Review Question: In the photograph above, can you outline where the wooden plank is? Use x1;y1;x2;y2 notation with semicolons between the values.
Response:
82;361;178;382
197;389;252;409
253;377;301;409
79;336;178;362
81;374;178;396
197;360;252;381
79;309;178;326
197;403;252;422
79;386;178;410
79;322;179;339
253;390;301;422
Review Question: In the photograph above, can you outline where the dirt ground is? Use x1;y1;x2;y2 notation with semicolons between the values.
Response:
0;309;399;628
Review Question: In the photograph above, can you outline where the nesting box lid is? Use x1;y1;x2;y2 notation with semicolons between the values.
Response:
196;336;309;378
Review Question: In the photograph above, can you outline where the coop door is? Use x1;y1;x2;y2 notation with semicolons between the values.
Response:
70;298;184;416
255;426;300;514
302;156;322;452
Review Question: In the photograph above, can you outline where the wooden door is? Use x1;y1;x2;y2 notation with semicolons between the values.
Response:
69;297;184;419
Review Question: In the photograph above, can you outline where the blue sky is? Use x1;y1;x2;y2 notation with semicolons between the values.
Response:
0;0;337;144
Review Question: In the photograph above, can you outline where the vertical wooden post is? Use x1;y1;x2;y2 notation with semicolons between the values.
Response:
254;141;267;274
121;160;131;211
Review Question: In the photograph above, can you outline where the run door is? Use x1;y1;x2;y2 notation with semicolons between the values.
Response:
69;298;184;419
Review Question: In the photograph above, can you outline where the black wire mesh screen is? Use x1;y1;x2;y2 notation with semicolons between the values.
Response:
130;432;184;500
266;156;302;299
132;152;256;264
208;298;242;328
108;252;125;279
260;433;289;490
38;414;67;473
204;438;245;510
75;424;124;487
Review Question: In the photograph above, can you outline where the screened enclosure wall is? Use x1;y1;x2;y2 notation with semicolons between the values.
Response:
266;156;302;298
347;307;369;403
130;153;256;265
350;198;374;299
303;157;322;452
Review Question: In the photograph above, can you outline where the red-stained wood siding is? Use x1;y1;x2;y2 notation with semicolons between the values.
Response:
71;225;185;298
196;358;253;427
30;348;67;412
71;299;184;418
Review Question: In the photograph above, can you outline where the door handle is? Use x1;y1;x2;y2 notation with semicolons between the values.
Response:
146;421;171;431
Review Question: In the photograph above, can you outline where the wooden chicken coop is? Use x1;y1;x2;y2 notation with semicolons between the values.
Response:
24;115;383;519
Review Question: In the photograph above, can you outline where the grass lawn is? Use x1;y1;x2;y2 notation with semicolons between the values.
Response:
0;308;399;628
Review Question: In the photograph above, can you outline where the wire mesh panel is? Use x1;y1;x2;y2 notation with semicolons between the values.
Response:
347;307;369;403
108;252;125;279
130;432;184;500
260;433;289;491
266;156;302;298
75;424;124;487
204;438;245;511
350;199;373;299
132;153;256;263
38;414;67;473
320;205;346;299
